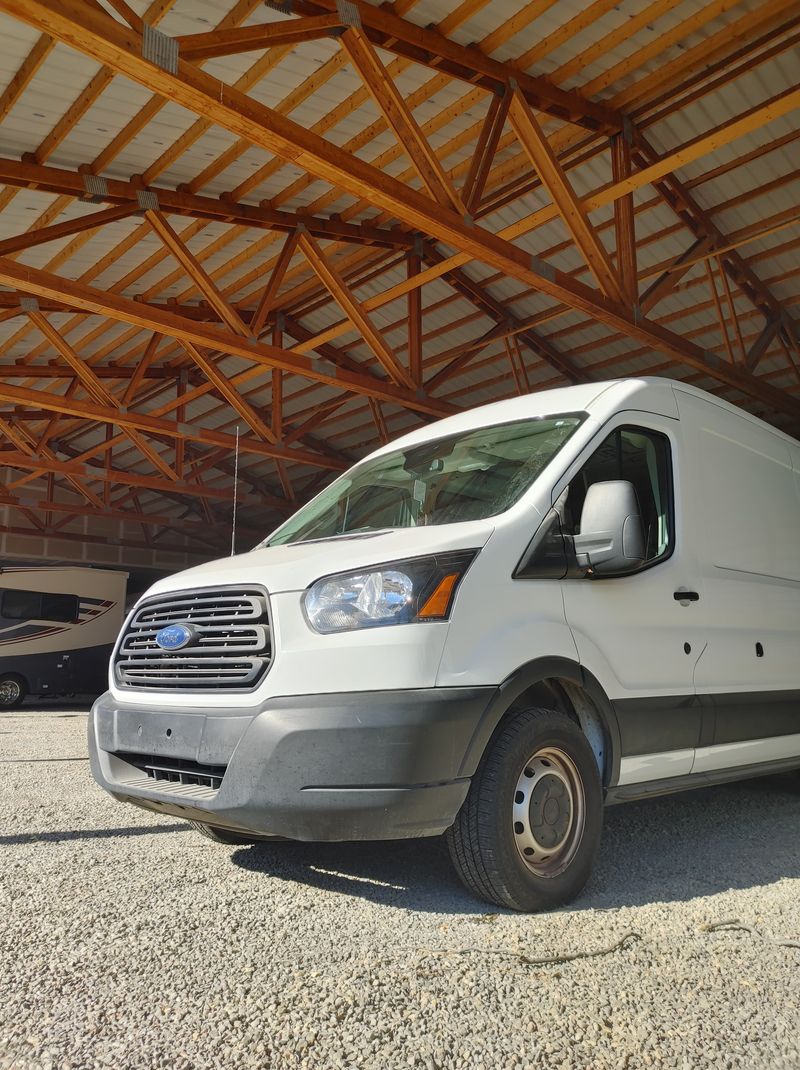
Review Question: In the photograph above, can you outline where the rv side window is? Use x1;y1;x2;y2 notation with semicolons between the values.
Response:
1;589;79;623
564;427;673;565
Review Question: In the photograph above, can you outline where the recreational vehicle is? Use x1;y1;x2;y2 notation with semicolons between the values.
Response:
89;379;800;911
0;567;127;707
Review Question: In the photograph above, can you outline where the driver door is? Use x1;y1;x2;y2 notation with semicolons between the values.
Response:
558;415;708;785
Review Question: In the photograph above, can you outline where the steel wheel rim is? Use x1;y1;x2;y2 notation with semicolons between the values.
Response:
0;679;21;706
512;746;585;878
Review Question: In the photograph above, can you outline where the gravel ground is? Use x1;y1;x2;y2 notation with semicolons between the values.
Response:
1;710;799;1070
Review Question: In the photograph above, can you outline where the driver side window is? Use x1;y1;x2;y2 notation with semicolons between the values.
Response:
561;426;673;566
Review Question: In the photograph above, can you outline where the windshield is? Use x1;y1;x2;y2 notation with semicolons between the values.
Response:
266;413;585;546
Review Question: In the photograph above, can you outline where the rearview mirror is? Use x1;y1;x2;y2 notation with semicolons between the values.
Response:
573;480;645;576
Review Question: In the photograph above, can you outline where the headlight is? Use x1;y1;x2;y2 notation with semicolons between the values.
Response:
303;551;478;634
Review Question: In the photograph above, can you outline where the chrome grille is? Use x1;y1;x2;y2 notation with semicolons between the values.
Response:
114;586;272;691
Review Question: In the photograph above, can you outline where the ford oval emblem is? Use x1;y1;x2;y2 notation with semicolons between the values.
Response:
155;623;195;651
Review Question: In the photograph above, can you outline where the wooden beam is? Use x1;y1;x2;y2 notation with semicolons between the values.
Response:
745;318;780;371
0;2;647;326
178;339;277;444
340;25;464;213
145;210;250;336
28;310;180;483
0;156;411;249
716;254;747;363
407;249;422;387
282;396;349;447
421;243;582;386
611;129;637;307
704;259;736;365
2;494;249;533
0;450;267;505
297;230;417;390
177;15;344;61
4;0;799;420
0;415;105;510
291;0;621;134
640;237;714;314
0;255;454;418
251;230;300;337
367;397;389;444
122;330;163;404
504;336;528;395
0;378;345;470
631;129;793;322
0;34;54;126
102;0;143;33
507;88;626;305
462;90;511;215
0;202;140;258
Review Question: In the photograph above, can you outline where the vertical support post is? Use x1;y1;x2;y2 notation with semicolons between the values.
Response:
176;368;187;478
46;470;54;530
104;424;112;507
407;240;422;387
272;312;284;440
611;124;637;310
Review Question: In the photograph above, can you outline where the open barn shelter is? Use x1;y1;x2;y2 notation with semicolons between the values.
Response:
0;0;796;571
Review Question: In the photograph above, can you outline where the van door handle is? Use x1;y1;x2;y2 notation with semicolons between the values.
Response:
673;590;700;603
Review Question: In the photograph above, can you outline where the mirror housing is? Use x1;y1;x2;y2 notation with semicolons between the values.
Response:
573;480;645;576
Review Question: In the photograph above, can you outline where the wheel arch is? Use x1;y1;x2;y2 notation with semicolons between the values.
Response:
459;657;621;788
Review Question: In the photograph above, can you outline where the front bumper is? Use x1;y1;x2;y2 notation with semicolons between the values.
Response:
89;687;495;840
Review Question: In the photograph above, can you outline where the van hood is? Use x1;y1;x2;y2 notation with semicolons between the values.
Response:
145;521;497;599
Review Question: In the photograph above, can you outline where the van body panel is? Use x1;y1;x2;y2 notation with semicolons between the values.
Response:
144;519;497;598
269;592;450;694
435;517;579;688
88;378;800;843
616;748;695;786
673;388;800;755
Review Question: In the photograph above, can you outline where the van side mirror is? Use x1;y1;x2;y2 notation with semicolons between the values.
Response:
573;481;645;576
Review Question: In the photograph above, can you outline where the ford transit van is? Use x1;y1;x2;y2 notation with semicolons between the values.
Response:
89;378;800;911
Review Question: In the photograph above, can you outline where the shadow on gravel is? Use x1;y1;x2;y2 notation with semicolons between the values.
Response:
232;835;482;914
0;823;188;846
8;698;96;714
231;773;800;914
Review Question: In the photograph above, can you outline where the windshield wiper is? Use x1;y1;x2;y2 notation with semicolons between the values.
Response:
288;527;397;546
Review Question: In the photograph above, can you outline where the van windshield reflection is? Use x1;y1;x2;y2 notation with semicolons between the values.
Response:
265;414;585;547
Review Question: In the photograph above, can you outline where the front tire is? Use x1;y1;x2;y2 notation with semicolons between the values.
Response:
0;675;26;709
446;707;602;911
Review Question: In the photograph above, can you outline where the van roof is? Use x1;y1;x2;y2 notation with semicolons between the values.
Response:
375;377;799;455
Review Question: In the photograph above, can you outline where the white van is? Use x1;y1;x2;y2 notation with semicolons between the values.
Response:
88;378;800;911
0;566;127;708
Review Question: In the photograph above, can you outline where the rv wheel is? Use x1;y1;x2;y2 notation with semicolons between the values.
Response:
0;675;25;709
446;707;602;912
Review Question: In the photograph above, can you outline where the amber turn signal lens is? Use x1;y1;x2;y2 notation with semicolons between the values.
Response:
418;572;459;619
